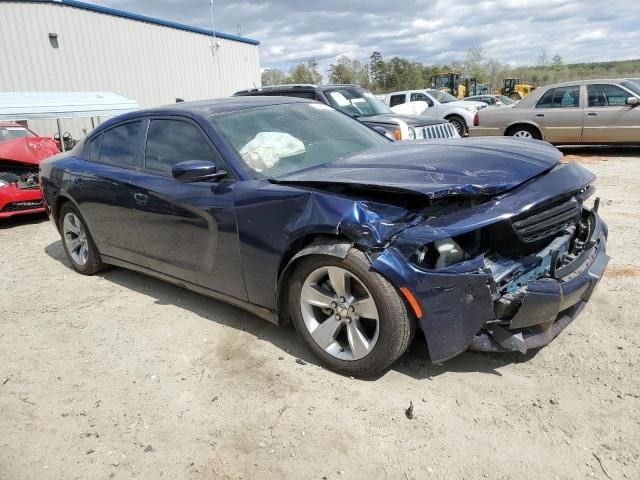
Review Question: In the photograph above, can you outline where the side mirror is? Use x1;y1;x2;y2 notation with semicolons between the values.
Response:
172;160;227;183
626;96;639;107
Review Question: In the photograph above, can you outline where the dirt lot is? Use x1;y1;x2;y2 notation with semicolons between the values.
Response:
1;148;639;480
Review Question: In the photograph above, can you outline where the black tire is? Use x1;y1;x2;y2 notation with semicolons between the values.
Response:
287;249;415;377
446;115;467;136
507;124;542;141
58;203;105;275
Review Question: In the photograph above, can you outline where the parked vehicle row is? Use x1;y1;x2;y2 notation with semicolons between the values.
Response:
470;79;640;144
40;96;608;376
234;84;459;140
383;89;488;136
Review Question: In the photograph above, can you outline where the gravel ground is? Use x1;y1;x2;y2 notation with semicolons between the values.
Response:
1;147;639;480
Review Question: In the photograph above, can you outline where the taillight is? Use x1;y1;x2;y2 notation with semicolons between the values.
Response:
473;112;479;127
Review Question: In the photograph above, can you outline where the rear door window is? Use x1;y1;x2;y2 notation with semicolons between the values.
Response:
98;121;143;168
144;119;224;175
536;86;580;109
389;94;406;107
85;135;102;162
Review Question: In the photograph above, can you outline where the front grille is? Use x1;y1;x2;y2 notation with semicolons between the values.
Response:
512;198;581;243
489;196;582;256
422;123;456;139
2;201;44;212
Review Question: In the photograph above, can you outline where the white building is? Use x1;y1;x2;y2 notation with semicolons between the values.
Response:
0;0;261;137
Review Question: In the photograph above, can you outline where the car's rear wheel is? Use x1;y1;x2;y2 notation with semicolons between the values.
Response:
59;203;105;275
507;125;541;140
287;249;414;377
447;115;467;136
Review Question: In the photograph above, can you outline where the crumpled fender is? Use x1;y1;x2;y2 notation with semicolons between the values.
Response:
371;247;495;362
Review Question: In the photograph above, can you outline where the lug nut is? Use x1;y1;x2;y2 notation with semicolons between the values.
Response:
348;306;355;312
345;317;352;324
340;297;345;303
331;301;337;308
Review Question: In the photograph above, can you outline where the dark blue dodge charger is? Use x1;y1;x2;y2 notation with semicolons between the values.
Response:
40;96;609;376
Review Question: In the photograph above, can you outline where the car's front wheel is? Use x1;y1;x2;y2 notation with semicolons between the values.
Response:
59;203;105;275
446;115;467;136
287;249;414;376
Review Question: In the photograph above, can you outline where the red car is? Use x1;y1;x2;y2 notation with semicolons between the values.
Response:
0;122;59;219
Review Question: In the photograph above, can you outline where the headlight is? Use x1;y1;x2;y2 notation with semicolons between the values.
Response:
407;127;416;140
462;106;477;112
415;238;465;269
0;179;9;188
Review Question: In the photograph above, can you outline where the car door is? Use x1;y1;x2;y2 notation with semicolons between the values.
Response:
583;83;640;143
128;116;246;300
531;85;583;143
71;120;149;266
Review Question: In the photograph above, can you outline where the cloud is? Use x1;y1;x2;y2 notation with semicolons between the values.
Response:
96;0;640;75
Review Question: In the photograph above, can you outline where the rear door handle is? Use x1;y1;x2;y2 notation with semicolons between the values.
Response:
535;113;544;117
74;177;84;186
133;193;148;206
586;112;598;116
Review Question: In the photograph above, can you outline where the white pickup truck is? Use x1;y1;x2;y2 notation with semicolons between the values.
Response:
384;89;488;136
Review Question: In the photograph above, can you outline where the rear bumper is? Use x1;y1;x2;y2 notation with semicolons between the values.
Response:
0;186;46;219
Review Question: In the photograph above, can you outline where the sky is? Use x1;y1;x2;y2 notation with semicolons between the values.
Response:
98;0;639;74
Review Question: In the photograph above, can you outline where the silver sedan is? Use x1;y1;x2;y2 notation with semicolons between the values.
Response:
470;79;640;144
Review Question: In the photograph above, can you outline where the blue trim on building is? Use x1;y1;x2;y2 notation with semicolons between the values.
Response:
27;0;260;45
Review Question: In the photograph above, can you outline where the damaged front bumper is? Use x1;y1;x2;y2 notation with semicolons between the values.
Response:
372;210;608;363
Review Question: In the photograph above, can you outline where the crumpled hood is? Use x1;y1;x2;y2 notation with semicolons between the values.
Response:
275;137;562;199
0;137;59;166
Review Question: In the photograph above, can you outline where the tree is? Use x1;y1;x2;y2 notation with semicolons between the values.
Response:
465;47;486;82
328;55;369;86
551;54;564;82
261;68;289;86
288;59;323;85
368;51;387;92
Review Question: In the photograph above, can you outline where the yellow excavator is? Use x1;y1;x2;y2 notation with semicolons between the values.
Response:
430;73;466;99
501;78;534;101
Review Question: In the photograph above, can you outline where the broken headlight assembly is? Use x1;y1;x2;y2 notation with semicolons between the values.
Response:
413;230;487;270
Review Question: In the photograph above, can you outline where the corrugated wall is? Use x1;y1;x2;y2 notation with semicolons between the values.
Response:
0;1;261;138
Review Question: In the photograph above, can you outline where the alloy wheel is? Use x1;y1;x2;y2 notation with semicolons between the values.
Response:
300;266;380;361
63;212;89;266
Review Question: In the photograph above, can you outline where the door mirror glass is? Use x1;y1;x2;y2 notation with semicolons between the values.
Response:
626;96;639;106
172;160;226;183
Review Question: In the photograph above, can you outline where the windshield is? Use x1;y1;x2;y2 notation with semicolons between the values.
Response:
0;126;35;143
426;89;458;103
209;102;390;179
324;88;392;117
622;80;640;96
496;95;515;105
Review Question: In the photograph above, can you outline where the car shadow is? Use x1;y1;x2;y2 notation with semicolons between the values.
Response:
44;239;535;380
0;212;48;230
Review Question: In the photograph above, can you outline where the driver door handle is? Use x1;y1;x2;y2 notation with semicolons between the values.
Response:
133;193;148;206
535;113;545;117
586;112;598;116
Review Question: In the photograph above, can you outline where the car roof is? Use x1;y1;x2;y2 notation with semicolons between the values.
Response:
90;96;313;135
234;84;363;95
0;121;28;128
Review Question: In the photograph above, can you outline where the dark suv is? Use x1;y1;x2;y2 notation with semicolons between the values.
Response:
233;84;458;141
